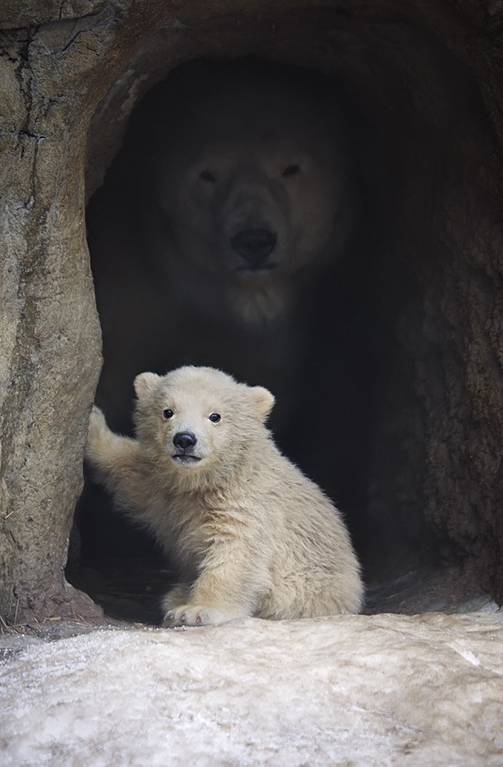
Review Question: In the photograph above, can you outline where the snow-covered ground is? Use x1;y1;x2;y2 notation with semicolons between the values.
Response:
1;612;503;766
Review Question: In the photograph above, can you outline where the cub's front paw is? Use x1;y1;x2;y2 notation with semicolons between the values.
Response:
163;604;244;628
86;405;108;456
161;585;191;613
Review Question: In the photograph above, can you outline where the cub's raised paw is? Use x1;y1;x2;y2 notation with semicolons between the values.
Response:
163;604;244;628
86;405;108;458
88;405;106;435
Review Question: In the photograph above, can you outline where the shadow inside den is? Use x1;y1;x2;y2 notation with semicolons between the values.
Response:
67;53;495;623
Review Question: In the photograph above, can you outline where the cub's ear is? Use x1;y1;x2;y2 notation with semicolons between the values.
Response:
249;386;275;422
134;372;161;399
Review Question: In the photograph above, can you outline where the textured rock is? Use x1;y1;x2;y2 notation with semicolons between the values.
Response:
0;15;106;621
1;613;503;765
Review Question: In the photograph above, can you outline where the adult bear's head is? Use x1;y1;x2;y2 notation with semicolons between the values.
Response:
134;59;357;322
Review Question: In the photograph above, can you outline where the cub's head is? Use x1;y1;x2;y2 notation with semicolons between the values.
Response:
140;60;355;321
133;366;275;488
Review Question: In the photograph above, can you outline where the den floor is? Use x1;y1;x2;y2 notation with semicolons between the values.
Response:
2;551;501;764
65;556;498;626
1;609;502;765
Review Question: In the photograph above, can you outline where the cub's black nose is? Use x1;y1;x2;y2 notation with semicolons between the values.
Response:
231;228;277;269
173;431;197;450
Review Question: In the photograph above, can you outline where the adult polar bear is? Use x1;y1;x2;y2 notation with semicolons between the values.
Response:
88;58;357;445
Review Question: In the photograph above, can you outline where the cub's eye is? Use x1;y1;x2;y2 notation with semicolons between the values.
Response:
162;408;174;420
209;412;221;423
282;164;300;178
199;170;216;183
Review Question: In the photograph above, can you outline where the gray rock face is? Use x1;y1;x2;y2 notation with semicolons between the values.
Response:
0;19;104;620
1;0;503;623
1;613;502;764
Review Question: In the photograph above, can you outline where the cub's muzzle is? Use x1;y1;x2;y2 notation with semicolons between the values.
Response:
171;431;201;464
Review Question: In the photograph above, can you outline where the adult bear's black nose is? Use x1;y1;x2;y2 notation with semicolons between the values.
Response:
173;431;197;450
231;228;277;269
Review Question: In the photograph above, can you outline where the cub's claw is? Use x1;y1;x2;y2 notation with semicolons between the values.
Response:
163;604;243;628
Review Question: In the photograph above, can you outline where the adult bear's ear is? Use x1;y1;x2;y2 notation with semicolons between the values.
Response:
134;372;161;399
249;386;275;422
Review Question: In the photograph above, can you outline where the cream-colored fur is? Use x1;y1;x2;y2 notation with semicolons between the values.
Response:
86;366;363;626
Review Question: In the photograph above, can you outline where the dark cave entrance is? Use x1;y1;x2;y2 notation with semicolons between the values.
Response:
67;11;502;622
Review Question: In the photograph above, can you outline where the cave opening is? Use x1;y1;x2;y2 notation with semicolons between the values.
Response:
66;11;501;623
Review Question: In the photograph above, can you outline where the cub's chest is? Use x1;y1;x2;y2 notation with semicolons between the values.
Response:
159;495;212;552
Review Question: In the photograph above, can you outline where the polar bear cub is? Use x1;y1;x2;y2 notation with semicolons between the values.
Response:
86;366;363;625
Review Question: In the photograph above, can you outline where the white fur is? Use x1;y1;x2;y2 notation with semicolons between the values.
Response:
86;366;363;626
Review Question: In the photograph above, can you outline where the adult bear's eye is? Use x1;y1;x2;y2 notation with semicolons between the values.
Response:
282;164;301;178
200;170;216;183
163;408;174;420
209;412;221;423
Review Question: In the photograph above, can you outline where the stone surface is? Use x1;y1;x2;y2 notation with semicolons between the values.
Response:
1;612;503;765
0;15;105;621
